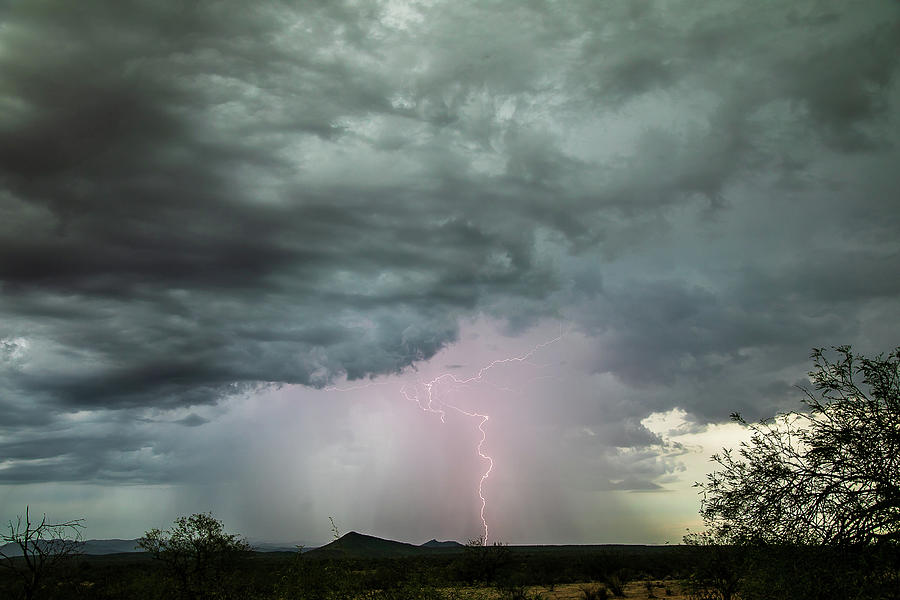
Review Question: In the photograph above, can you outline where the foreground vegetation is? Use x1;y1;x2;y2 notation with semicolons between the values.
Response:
0;542;694;600
2;540;897;600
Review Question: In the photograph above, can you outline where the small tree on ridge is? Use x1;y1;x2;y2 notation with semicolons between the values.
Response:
139;512;251;600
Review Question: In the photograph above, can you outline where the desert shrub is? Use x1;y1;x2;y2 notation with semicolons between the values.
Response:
455;538;512;585
737;544;899;600
682;531;745;600
604;571;629;597
580;583;608;600
274;554;362;600
495;582;542;600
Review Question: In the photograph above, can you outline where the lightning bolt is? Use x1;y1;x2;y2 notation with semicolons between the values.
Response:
400;383;494;539
400;331;563;542
328;326;565;543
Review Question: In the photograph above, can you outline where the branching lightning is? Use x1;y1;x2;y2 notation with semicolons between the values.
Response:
327;327;565;543
400;384;494;539
400;332;563;542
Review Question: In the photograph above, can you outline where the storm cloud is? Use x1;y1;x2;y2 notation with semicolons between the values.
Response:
1;1;899;541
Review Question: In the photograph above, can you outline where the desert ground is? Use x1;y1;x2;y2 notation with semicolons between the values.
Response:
442;579;689;599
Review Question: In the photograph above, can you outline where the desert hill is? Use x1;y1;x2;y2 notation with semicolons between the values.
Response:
307;531;464;558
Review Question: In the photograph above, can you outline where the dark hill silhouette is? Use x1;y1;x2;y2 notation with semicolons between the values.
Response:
306;531;421;558
307;532;466;558
421;539;463;549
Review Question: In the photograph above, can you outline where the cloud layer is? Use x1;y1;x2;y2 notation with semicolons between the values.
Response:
1;1;899;539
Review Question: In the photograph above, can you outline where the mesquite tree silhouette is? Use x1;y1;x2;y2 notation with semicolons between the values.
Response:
139;512;251;600
693;346;900;599
700;346;899;545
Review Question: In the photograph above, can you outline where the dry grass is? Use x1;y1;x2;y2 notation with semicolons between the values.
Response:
443;579;690;600
536;580;688;600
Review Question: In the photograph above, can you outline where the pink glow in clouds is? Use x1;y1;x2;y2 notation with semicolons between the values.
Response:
329;321;565;542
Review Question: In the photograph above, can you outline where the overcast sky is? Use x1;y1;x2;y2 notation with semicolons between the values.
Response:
1;1;899;546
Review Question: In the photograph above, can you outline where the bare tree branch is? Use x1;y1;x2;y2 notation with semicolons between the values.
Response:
0;506;85;600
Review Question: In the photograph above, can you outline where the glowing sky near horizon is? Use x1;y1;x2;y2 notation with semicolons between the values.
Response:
1;1;899;545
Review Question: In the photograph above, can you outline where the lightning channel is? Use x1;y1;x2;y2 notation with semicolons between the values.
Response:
327;324;566;544
401;329;564;542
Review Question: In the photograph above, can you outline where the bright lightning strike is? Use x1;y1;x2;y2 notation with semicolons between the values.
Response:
327;326;565;543
401;384;494;540
401;331;563;542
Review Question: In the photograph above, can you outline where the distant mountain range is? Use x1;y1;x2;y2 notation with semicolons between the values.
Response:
1;534;463;557
0;539;142;557
0;538;306;556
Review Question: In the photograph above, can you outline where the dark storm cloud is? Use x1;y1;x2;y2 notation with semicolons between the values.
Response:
0;1;560;412
2;0;900;485
0;418;156;483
